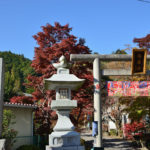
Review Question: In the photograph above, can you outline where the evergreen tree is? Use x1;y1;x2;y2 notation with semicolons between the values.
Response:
0;51;34;101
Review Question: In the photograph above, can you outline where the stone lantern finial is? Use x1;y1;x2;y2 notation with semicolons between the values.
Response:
53;55;68;69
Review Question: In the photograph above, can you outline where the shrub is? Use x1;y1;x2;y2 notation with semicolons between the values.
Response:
16;145;40;150
2;110;18;150
109;129;117;136
123;121;145;140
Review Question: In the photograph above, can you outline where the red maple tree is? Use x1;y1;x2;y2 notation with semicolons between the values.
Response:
11;22;93;134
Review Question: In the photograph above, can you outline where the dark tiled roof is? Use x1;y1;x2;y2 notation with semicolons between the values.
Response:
4;102;37;109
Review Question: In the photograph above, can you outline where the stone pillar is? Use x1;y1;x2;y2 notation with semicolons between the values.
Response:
0;58;6;150
0;59;4;138
93;58;103;149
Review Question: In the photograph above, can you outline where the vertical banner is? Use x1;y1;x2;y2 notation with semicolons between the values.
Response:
107;81;150;96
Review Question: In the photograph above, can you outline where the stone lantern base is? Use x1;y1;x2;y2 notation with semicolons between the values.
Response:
46;131;84;150
45;101;85;150
46;146;84;150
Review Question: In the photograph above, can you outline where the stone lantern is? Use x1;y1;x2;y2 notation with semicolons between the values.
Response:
45;55;85;150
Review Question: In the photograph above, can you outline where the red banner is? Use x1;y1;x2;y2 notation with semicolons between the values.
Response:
107;81;150;96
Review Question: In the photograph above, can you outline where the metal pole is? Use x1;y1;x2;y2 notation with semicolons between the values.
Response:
93;58;103;149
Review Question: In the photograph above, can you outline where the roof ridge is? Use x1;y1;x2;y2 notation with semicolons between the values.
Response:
4;102;37;107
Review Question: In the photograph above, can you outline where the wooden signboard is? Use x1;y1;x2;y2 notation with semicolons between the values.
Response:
131;48;147;75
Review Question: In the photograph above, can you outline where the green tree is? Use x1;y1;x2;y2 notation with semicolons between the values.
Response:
112;49;127;54
120;97;150;124
0;51;34;101
2;110;17;149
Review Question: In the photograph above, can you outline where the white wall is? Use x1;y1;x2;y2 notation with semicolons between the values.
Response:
4;107;33;150
108;121;116;131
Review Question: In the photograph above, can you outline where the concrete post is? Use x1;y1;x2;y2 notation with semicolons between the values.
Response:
93;58;103;149
0;59;4;138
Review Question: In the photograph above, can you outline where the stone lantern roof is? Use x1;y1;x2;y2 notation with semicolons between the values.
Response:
44;55;85;90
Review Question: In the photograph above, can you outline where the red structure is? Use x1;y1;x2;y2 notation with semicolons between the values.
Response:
133;34;150;49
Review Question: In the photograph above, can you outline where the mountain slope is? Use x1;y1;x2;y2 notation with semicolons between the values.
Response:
0;51;34;101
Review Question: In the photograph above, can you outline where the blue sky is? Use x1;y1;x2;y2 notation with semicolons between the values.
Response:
0;0;150;60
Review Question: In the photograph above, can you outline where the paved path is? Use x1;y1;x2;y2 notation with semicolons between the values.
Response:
103;137;135;150
81;131;137;150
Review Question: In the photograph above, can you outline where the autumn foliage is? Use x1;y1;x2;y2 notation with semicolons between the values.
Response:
11;22;93;134
10;96;34;104
123;121;145;140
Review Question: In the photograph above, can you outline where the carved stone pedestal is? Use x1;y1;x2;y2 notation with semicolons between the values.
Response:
46;101;84;150
46;131;84;150
46;146;84;150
